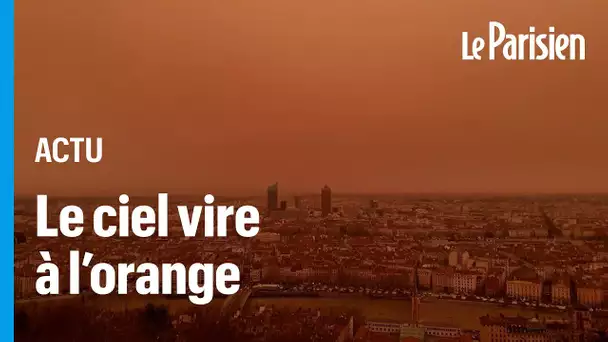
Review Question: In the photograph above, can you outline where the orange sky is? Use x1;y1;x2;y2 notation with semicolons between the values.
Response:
15;0;608;195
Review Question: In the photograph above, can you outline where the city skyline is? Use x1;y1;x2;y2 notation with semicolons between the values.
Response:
13;188;608;198
15;193;608;341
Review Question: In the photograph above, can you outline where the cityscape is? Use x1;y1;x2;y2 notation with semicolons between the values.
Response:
13;185;608;341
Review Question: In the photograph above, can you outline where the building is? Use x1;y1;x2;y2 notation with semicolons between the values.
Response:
366;320;464;341
267;182;279;212
577;285;603;308
485;269;506;297
479;315;571;342
14;276;36;299
432;267;454;293
399;325;425;341
506;267;541;301
551;275;571;305
249;268;262;283
448;250;470;269
422;323;462;339
269;208;308;220
321;185;332;217
254;232;281;243
571;306;592;332
507;280;541;301
453;271;481;295
366;320;402;334
417;268;432;289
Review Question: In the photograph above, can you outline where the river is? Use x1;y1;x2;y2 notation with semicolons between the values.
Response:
18;294;568;331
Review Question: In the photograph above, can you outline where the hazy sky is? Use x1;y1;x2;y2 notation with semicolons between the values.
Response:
15;0;608;195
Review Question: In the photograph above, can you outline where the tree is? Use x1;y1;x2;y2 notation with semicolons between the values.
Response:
141;303;174;341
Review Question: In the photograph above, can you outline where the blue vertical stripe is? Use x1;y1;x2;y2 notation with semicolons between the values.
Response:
0;0;15;339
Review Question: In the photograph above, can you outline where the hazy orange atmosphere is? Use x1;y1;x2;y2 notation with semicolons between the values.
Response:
15;0;608;195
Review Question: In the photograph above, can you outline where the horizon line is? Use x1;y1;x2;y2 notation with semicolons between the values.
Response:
14;191;608;199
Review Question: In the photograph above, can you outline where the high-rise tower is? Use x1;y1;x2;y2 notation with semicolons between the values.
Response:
321;185;332;217
267;182;279;212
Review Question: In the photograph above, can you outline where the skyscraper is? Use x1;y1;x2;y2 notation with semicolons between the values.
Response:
321;185;331;217
294;196;302;209
267;182;278;212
